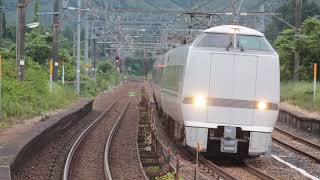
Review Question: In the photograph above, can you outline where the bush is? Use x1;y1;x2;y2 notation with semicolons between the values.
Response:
0;59;76;127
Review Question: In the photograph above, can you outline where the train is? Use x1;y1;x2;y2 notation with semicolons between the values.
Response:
151;25;280;156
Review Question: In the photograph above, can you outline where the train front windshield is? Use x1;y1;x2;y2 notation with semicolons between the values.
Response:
194;32;273;51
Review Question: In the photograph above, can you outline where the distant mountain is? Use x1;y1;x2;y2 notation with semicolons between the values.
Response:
3;0;287;27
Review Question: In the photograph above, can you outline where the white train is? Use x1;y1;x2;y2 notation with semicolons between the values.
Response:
151;25;280;156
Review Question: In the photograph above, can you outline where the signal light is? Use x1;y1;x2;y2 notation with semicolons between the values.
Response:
115;56;121;64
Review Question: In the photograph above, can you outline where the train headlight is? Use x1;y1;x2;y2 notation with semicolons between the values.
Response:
257;101;267;110
193;96;207;108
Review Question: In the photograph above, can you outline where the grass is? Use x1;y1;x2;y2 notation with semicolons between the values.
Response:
281;81;320;111
146;166;162;174
0;58;118;129
0;60;77;128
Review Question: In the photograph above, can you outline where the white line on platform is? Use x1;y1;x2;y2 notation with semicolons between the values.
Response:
271;154;320;180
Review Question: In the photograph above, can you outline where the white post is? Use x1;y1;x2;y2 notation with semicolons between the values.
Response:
313;63;317;104
62;61;65;85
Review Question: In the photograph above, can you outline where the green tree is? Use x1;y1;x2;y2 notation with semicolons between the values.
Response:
34;0;40;22
25;30;52;64
266;0;320;42
275;17;320;81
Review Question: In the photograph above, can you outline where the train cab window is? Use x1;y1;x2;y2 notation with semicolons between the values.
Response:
195;33;273;51
194;33;231;48
237;35;273;51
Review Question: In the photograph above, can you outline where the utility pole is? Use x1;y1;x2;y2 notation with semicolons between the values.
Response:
84;19;89;73
76;0;81;95
93;38;97;80
144;47;147;79
294;0;302;81
73;29;76;57
16;0;27;81
0;5;3;42
52;0;60;81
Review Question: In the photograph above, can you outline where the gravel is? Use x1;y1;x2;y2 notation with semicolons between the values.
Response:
247;156;310;180
68;97;128;180
271;141;320;178
109;93;145;180
272;130;320;161
276;122;320;149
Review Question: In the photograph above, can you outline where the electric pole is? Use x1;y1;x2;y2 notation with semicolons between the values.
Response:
52;0;60;81
76;0;81;95
0;5;3;42
93;38;97;81
294;0;302;81
84;19;89;73
16;0;27;81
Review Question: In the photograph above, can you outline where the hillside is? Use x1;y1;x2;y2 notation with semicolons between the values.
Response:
3;0;285;26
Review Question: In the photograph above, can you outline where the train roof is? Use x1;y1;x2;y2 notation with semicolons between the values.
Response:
204;25;264;37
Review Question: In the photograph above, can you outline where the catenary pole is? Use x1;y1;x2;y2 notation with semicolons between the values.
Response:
84;18;89;73
294;0;302;81
16;0;27;81
76;0;81;95
52;0;60;81
93;38;97;81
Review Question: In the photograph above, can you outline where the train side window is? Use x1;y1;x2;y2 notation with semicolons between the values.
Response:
165;66;180;91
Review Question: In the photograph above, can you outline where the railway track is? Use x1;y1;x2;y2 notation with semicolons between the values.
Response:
176;140;275;180
104;100;131;180
201;156;276;180
272;127;320;163
63;97;130;180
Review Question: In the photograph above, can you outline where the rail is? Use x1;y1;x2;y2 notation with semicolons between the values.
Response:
62;97;121;180
274;127;320;151
104;100;131;180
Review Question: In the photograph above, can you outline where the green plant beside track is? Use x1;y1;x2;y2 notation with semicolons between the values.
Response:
281;81;320;111
0;60;76;128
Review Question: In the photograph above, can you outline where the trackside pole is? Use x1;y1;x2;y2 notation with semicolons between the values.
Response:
194;142;200;180
0;55;2;120
50;59;53;94
62;61;65;85
175;155;179;180
314;63;317;105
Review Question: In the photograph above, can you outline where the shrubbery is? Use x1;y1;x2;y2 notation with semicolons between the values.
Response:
0;59;76;127
275;17;320;81
0;28;118;127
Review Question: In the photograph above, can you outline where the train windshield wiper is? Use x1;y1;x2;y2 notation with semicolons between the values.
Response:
237;41;245;51
226;41;233;51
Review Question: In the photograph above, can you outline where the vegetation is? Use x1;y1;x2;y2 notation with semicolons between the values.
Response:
0;24;117;128
265;0;320;42
274;17;320;111
281;82;320;111
274;17;320;81
0;59;76;128
155;171;184;180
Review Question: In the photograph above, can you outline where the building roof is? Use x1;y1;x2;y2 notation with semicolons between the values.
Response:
204;25;264;37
